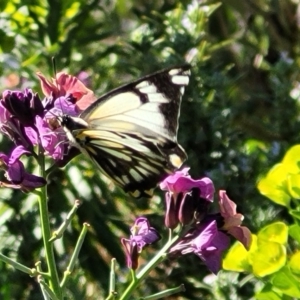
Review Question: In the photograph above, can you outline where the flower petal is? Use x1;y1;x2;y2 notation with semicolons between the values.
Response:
21;172;47;190
9;145;30;164
37;72;96;111
7;160;25;183
160;167;190;190
160;169;215;201
37;72;60;98
227;226;252;250
219;190;237;217
35;115;65;160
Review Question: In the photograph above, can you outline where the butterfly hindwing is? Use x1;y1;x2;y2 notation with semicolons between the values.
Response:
63;65;190;197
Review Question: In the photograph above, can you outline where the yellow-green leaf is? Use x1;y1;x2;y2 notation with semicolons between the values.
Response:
223;241;251;272
255;290;282;300
289;251;300;276
257;164;290;206
249;239;286;277
282;145;300;174
258;222;288;244
289;224;300;244
65;2;80;19
287;174;300;199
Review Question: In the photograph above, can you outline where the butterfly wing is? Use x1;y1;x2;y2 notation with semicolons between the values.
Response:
72;65;190;197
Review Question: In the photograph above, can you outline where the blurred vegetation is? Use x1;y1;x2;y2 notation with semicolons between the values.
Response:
1;0;300;299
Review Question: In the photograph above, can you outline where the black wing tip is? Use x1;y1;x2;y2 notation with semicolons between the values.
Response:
148;64;191;77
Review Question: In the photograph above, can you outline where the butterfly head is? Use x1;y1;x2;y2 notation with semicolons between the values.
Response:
58;115;88;131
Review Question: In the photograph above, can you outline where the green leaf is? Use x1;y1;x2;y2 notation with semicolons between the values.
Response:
255;291;282;300
289;224;300;244
255;284;282;300
271;266;300;298
222;241;251;272
0;0;8;11
65;2;81;18
0;32;15;53
257;164;291;207
287;174;300;199
205;3;222;17
289;210;300;221
21;52;42;67
244;139;267;155
288;251;300;276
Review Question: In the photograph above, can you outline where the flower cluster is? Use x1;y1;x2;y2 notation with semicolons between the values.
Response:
161;168;251;274
0;72;95;191
122;168;251;274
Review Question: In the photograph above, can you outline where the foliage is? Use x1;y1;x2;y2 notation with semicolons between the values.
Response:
1;0;300;299
224;144;300;299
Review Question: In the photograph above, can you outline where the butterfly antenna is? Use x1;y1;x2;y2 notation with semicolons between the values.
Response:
52;56;60;94
52;56;57;79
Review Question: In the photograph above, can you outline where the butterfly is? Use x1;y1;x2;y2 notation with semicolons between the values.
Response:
59;65;190;197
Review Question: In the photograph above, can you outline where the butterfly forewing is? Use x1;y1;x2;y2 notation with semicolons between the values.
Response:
64;65;190;197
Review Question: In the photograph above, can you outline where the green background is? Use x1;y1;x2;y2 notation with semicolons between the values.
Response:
0;0;299;299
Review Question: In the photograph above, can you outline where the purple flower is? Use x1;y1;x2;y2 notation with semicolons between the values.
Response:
218;190;252;250
1;89;43;126
170;221;230;274
160;168;215;229
38;91;82;161
35;71;97;162
160;168;214;199
0;71;96;163
0;146;46;192
0;101;33;149
0;101;10;124
121;239;139;270
121;217;160;270
24;115;65;160
0;89;79;160
130;217;160;249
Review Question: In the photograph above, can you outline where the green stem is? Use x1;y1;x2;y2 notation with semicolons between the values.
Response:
0;252;36;275
49;200;81;242
142;284;185;300
136;235;178;280
60;223;90;290
37;149;61;298
120;224;193;300
38;275;60;300
105;258;117;300
109;258;116;293
119;234;179;300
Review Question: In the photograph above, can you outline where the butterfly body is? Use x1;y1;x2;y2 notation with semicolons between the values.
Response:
60;66;190;197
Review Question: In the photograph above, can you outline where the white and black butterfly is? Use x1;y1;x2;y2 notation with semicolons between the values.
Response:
59;65;190;197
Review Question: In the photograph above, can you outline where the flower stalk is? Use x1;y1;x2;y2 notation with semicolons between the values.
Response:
38;275;60;300
49;200;81;242
105;258;118;300
37;148;61;297
120;233;181;300
142;284;185;300
0;252;36;275
60;222;90;290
